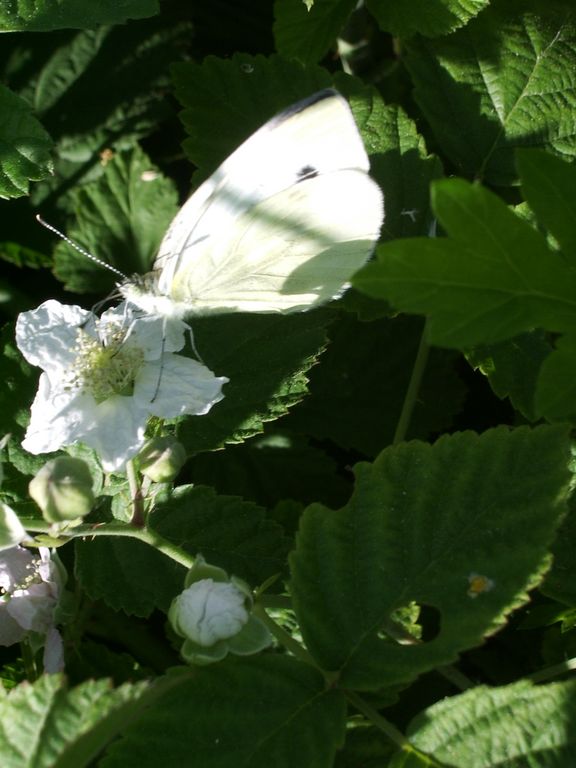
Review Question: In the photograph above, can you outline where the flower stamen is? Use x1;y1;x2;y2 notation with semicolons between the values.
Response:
67;324;144;402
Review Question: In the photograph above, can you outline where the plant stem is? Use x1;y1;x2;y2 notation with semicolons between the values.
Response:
126;459;145;527
528;657;576;683
20;638;38;681
394;321;430;445
19;519;195;569
252;604;317;668
344;689;409;748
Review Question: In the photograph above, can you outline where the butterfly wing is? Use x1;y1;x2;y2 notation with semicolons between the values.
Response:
169;169;382;313
155;89;383;314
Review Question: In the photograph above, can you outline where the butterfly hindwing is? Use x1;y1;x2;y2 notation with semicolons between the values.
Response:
170;168;383;313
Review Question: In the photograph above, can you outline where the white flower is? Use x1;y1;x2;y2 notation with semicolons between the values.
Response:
16;300;228;471
0;546;64;673
171;579;249;647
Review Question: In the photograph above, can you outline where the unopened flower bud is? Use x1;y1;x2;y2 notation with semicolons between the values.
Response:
138;437;186;482
29;457;94;523
169;555;271;666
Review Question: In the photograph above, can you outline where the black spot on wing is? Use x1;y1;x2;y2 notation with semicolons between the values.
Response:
296;165;318;182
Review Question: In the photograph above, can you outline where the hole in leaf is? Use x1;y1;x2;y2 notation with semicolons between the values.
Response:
378;602;442;644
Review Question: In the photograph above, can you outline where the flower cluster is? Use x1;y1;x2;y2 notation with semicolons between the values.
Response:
16;300;228;471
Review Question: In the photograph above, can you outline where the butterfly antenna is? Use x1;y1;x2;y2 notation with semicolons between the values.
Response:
36;214;128;280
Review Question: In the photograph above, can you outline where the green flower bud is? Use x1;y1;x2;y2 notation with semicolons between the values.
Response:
29;457;94;523
138;437;186;482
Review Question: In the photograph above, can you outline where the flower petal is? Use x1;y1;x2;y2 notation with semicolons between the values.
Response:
16;300;94;372
80;395;147;471
22;374;96;456
135;355;228;419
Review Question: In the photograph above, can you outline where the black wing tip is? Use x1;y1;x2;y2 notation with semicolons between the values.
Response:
273;88;343;124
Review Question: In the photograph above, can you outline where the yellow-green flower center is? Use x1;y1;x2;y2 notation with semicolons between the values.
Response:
68;324;144;403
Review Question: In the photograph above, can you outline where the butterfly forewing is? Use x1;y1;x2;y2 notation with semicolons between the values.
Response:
124;89;384;318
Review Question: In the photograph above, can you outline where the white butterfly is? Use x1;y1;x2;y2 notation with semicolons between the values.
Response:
120;89;384;319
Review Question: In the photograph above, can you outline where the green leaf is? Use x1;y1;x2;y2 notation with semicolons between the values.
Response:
404;0;576;185
290;425;571;689
177;310;330;454
0;0;159;32
542;492;576;607
100;657;347;768
0;84;53;199
0;326;41;486
74;536;184;617
53;145;178;293
517;149;576;261
402;679;576;767
152;485;290;586
172;53;333;178
285;314;465;457
366;0;488;38
534;332;576;421
33;28;110;114
273;0;357;65
0;674;149;768
354;178;576;348
466;330;553;421
27;21;191;207
342;91;442;243
189;430;351;511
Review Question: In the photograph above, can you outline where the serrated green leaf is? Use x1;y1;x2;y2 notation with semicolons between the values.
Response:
517;149;576;262
403;679;576;767
52;145;178;293
285;314;464;457
34;28;110;114
366;0;488;38
0;0;159;32
341;92;442;242
0;84;53;199
172;53;333;178
273;0;357;65
291;425;570;689
354;178;576;348
467;330;553;421
0;324;39;449
177;310;330;454
534;332;576;421
152;485;290;586
542;494;576;607
0;674;149;768
100;657;347;768
189;430;351;511
404;0;576;185
75;535;184;617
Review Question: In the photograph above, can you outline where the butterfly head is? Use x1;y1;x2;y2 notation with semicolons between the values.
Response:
119;273;189;319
